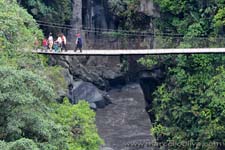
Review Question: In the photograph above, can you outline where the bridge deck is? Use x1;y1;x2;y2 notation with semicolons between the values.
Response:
34;48;225;55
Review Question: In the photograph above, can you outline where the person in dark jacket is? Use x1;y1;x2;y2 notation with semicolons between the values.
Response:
74;33;82;52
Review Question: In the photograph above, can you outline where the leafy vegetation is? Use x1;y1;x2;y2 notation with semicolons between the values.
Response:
147;54;225;149
108;0;152;30
0;0;42;51
140;54;225;150
139;1;225;150
51;99;103;150
0;1;103;149
153;0;225;36
17;0;72;35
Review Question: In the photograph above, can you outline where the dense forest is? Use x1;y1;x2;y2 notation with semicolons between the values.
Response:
17;0;72;34
139;0;225;149
0;0;102;150
1;0;225;150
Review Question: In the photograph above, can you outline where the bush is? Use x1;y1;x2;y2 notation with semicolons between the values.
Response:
51;98;104;150
9;138;39;150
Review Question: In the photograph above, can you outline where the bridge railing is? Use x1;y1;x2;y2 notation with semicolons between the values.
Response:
36;21;225;50
66;32;153;50
66;31;225;50
153;36;225;49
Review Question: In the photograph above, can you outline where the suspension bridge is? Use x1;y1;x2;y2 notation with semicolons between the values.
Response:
33;20;225;55
33;48;225;55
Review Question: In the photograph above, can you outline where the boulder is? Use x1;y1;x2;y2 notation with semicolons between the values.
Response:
68;81;111;109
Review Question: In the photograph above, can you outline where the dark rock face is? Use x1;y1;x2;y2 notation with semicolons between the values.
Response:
67;0;158;49
49;55;126;109
49;55;124;90
68;81;111;109
83;0;113;30
139;68;165;121
96;84;157;150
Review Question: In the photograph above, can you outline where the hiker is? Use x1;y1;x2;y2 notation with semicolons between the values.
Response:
54;34;62;52
42;38;48;51
61;33;67;51
74;33;82;52
48;33;53;51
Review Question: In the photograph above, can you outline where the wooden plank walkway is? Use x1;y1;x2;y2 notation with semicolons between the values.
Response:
33;48;225;55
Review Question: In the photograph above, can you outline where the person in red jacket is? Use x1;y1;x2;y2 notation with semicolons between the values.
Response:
42;38;48;51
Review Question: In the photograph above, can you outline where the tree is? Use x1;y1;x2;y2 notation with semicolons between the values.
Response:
212;0;225;34
0;0;42;51
17;0;73;35
108;0;152;30
51;99;104;150
139;2;225;149
139;54;225;150
0;1;103;149
0;65;68;149
152;0;221;37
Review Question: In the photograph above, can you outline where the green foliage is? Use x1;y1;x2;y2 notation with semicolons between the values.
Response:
43;66;67;94
149;54;225;149
140;1;225;149
138;56;158;68
0;66;102;150
0;64;68;149
18;0;72;35
51;98;104;150
0;2;103;150
153;0;222;36
0;0;42;51
0;140;9;150
108;0;151;30
1;139;41;150
9;138;39;150
214;7;225;29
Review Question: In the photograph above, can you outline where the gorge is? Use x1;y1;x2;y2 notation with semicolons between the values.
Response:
2;0;225;150
49;51;163;149
50;1;161;150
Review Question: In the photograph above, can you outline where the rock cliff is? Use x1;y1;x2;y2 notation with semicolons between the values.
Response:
67;0;159;49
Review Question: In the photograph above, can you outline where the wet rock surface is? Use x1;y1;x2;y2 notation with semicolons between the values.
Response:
49;55;124;90
68;81;111;109
96;84;156;150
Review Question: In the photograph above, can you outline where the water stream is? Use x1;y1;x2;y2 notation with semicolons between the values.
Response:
96;83;156;150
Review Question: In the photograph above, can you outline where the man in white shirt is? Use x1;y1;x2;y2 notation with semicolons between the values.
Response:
48;33;53;51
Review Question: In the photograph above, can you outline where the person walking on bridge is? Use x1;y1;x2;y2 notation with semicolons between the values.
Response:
61;33;67;51
54;33;62;52
48;33;53;51
42;38;48;51
74;33;82;52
